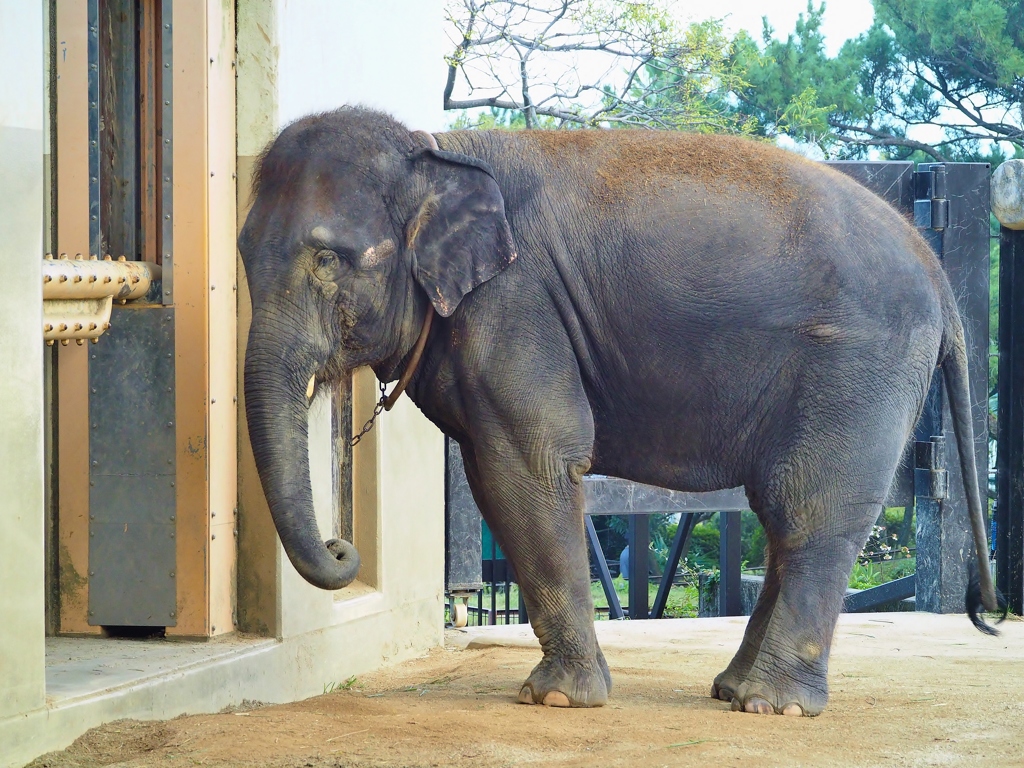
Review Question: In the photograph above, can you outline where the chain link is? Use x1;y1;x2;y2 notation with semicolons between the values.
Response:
351;379;389;447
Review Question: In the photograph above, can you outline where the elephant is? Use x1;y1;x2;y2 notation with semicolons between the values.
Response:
239;106;1001;716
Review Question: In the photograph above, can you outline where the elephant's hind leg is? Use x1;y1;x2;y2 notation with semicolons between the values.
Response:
729;420;909;716
711;535;782;702
459;408;609;707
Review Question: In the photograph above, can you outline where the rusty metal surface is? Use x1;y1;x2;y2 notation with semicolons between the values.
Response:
99;0;138;259
88;305;176;626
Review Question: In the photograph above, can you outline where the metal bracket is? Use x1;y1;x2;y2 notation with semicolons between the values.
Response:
914;165;950;231
915;435;948;500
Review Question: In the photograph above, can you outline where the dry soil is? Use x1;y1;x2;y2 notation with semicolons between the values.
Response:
25;613;1024;768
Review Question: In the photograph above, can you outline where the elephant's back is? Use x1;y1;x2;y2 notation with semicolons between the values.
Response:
444;128;817;213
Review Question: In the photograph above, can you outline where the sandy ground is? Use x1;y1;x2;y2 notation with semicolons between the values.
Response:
26;613;1024;768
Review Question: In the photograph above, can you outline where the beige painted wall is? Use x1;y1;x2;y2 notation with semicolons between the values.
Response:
2;1;446;764
235;0;448;640
0;0;46;721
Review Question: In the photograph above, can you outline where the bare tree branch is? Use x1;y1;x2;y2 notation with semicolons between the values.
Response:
444;0;747;132
828;119;948;161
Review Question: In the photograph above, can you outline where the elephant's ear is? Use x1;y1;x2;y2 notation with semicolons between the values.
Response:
406;149;517;317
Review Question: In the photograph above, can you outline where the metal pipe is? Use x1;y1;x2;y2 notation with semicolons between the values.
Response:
42;255;161;344
43;296;113;344
43;255;161;301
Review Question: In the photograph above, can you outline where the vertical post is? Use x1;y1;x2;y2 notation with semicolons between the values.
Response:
628;514;649;619
719;511;742;616
159;0;174;303
994;161;1024;615
585;515;623;620
914;163;991;613
86;0;100;258
0;0;46;718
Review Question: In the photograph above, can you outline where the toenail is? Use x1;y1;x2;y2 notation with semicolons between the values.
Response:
782;703;804;716
542;691;572;707
744;697;773;715
517;686;536;705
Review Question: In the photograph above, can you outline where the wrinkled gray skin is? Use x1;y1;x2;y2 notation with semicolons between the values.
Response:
240;107;996;715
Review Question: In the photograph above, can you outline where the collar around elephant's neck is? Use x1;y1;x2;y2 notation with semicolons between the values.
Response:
380;129;438;412
383;305;435;411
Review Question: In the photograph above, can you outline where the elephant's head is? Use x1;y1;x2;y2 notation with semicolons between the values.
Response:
239;108;516;590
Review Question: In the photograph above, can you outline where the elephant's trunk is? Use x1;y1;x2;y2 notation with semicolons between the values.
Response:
243;322;360;590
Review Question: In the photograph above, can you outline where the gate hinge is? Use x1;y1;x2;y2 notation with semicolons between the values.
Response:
914;165;949;231
915;434;948;500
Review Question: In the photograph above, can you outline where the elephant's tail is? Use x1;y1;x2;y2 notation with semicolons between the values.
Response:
936;275;1006;633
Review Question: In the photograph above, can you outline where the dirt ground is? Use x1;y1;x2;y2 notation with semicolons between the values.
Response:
26;614;1024;768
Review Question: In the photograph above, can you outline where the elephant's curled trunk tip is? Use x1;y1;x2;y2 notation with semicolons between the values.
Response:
287;535;361;591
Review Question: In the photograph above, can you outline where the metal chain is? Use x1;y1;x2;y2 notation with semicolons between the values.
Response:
351;379;388;447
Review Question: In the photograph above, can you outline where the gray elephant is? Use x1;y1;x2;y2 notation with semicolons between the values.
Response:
239;107;1000;716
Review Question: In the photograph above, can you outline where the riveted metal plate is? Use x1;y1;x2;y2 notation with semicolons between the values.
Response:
89;305;176;626
160;0;173;304
87;0;100;257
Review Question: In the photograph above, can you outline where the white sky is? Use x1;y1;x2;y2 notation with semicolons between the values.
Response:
689;0;875;57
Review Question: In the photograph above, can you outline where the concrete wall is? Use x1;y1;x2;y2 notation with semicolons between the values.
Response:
2;2;448;763
0;0;46;724
236;0;448;641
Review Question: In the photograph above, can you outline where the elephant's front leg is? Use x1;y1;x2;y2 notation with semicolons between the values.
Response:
459;419;609;707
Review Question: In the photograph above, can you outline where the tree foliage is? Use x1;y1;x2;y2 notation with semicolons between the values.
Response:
444;0;1024;163
733;0;1024;160
443;0;750;131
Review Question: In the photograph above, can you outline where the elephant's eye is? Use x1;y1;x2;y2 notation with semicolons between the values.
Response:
312;249;345;283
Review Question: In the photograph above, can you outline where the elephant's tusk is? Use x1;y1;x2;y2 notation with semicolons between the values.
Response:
306;375;316;401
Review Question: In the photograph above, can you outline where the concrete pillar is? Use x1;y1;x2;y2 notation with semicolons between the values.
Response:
0;0;47;720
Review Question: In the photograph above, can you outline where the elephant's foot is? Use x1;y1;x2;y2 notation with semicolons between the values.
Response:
710;671;742;702
516;651;610;708
728;671;828;717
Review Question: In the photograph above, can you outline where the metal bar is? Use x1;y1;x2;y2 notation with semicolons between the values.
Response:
843;575;916;613
997;225;1024;614
490;538;497;625
159;0;173;304
719;511;742;616
628;514;649;619
504;572;510;625
139;0;159;264
87;0;100;257
43;257;161;301
652;513;697;619
585;515;623;620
